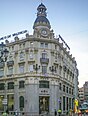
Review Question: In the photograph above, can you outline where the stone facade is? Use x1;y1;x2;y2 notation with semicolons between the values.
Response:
0;3;79;115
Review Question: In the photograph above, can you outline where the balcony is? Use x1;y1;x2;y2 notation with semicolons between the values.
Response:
40;58;49;64
7;61;14;66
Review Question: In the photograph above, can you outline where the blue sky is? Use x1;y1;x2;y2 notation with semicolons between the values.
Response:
0;0;88;87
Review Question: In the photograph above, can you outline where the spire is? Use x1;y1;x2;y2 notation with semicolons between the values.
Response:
37;3;47;17
33;3;51;29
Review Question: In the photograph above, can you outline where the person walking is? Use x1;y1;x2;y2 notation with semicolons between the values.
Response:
54;109;57;116
57;109;61;116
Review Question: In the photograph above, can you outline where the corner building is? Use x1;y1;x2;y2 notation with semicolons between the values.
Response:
0;3;79;115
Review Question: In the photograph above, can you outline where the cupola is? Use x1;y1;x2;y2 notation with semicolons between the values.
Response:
33;3;51;29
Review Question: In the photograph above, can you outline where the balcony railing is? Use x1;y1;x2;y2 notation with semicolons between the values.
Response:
40;58;49;64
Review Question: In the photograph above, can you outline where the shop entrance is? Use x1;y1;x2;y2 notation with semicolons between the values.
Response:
39;96;49;114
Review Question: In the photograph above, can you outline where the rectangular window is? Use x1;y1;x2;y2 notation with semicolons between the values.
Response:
29;64;33;72
29;52;33;59
0;68;4;77
66;87;68;93
39;81;49;88
45;43;48;48
42;65;47;74
59;83;62;90
8;82;14;89
40;43;44;48
69;88;71;94
63;96;65;111
42;53;47;58
8;66;13;75
19;64;24;73
0;83;4;90
63;85;65;92
19;52;24;60
19;81;25;88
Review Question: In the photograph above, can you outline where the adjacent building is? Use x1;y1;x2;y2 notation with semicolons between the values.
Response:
78;87;84;104
84;81;88;102
0;3;79;115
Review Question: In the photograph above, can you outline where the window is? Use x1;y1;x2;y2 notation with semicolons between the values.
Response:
19;81;25;88
42;53;47;58
19;96;24;111
29;64;33;72
45;43;48;48
59;66;62;75
40;43;44;48
55;45;57;49
72;89;73;95
69;88;71;94
8;82;14;89
8;66;13;75
0;83;4;90
42;65;47;74
0;68;4;77
19;52;24;60
66;87;68;93
63;85;65;92
40;43;48;48
59;83;62;90
63;96;65;111
19;64;24;73
39;81;49;88
29;51;33;59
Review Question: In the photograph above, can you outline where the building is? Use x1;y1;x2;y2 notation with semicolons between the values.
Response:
0;3;79;115
78;87;84;104
84;81;88;102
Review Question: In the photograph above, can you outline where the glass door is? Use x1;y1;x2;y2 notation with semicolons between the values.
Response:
39;96;49;114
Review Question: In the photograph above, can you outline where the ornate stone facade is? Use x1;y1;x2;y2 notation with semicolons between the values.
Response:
0;3;79;115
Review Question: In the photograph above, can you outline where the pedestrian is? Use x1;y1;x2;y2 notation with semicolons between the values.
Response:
54;109;57;116
57;109;61;116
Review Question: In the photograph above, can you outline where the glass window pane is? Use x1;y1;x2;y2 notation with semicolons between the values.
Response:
0;68;4;77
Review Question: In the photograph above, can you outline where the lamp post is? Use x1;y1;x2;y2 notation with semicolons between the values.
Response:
49;66;56;74
33;64;40;73
0;42;9;112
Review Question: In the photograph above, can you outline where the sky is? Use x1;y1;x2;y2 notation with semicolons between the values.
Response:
0;0;88;87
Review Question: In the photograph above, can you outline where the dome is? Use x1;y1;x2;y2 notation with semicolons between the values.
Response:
33;16;51;29
33;3;51;29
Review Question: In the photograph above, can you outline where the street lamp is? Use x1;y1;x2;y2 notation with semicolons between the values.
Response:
33;64;40;73
0;42;9;111
49;66;56;74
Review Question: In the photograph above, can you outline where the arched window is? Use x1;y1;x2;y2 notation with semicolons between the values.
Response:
19;96;24;110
